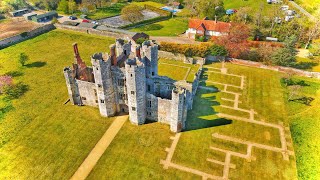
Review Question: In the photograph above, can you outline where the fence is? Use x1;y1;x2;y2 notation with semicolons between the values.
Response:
0;24;55;49
229;58;320;79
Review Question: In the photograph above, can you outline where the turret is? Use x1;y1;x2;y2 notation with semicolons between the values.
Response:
125;58;146;125
170;88;187;133
91;53;117;117
142;40;158;77
63;67;82;105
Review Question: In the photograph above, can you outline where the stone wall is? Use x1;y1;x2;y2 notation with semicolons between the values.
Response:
158;50;205;65
0;24;55;49
230;58;320;79
76;79;98;107
146;93;172;124
55;24;125;39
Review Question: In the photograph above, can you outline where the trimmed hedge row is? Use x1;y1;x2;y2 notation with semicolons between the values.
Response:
159;42;213;57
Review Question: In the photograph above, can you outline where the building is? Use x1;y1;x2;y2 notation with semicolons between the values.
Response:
63;39;201;133
23;12;37;21
10;8;30;17
32;11;58;23
186;18;231;39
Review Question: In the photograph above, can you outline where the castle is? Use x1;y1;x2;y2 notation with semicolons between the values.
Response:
63;39;200;132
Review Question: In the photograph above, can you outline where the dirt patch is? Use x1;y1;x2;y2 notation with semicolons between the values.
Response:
264;131;271;141
0;18;39;40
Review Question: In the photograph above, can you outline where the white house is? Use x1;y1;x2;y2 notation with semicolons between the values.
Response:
186;18;231;39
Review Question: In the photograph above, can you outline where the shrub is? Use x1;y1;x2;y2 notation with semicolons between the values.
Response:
208;45;228;56
3;82;29;99
160;42;212;57
0;75;13;93
20;32;28;38
195;35;206;42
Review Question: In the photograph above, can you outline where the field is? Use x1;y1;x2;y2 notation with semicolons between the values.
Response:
130;17;188;36
0;29;116;179
86;3;126;20
223;0;281;15
0;18;39;40
0;29;319;179
295;0;320;15
158;58;200;82
295;56;320;72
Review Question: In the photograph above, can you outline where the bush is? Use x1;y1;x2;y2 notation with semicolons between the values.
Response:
208;44;228;56
3;82;29;99
195;35;206;42
160;42;213;57
20;32;28;38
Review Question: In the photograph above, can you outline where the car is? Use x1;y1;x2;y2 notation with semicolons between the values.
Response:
82;19;90;23
68;16;77;20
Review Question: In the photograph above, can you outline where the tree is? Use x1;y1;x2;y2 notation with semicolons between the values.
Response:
310;39;320;56
271;48;296;66
121;4;143;23
214;23;251;58
19;53;29;66
57;0;69;14
208;44;228;56
68;0;77;14
194;0;225;19
305;18;320;49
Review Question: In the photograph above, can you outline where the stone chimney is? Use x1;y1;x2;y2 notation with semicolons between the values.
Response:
136;46;141;58
110;44;117;66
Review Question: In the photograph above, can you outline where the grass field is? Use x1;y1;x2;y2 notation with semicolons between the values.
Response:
0;29;117;179
130;17;188;36
295;0;320;15
295;56;320;72
88;63;299;179
86;3;126;20
224;0;280;15
158;58;200;82
0;29;319;179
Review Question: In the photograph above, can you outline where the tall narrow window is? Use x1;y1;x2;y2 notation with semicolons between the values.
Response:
131;91;135;95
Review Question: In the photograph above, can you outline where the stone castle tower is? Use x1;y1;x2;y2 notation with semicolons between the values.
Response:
63;39;197;132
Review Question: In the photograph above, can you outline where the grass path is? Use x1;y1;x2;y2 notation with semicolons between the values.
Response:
71;115;128;180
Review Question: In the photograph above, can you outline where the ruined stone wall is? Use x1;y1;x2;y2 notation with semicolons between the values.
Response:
170;89;186;133
146;93;172;124
111;66;128;111
158;50;205;65
151;76;175;99
63;67;81;105
76;79;98;107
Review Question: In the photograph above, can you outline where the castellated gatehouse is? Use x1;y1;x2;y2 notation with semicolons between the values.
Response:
63;39;201;133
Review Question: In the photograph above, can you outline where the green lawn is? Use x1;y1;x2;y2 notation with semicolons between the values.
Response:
86;3;126;20
0;28;319;179
0;29;116;179
295;0;320;15
130;17;188;36
223;0;281;15
286;76;320;180
158;58;200;82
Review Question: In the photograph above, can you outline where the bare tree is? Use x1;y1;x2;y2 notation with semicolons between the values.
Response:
305;18;320;49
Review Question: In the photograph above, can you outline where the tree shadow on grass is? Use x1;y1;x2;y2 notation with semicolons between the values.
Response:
291;61;318;70
25;61;47;68
140;24;164;31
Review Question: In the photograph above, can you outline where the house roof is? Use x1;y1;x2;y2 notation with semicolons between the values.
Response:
188;19;231;33
11;8;29;14
35;11;58;19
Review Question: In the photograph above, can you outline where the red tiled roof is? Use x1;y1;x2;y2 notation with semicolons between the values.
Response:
188;19;231;33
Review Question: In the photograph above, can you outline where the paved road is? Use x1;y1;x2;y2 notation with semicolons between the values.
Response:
289;1;316;21
70;115;128;180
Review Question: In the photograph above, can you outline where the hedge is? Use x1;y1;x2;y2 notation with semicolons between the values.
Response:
144;4;171;16
159;42;213;57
